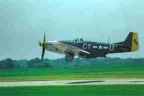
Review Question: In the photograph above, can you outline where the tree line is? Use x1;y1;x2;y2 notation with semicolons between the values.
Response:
0;58;143;69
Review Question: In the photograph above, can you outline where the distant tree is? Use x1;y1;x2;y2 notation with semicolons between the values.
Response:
15;60;28;68
28;58;51;68
0;58;15;69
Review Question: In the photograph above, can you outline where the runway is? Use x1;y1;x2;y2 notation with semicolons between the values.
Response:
1;79;144;87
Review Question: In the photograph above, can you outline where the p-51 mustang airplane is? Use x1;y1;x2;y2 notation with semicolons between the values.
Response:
39;32;139;61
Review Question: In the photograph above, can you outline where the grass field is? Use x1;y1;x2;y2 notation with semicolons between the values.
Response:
0;66;144;81
0;85;144;96
0;60;144;96
0;59;144;81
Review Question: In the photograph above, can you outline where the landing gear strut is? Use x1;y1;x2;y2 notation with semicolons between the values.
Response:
65;51;74;61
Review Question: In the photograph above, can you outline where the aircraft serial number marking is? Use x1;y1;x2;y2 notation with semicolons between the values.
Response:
83;43;92;49
83;43;115;51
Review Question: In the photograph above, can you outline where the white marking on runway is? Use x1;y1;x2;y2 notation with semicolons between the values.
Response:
1;79;144;87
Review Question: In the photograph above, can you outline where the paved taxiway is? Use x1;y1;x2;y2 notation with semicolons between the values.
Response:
1;79;144;87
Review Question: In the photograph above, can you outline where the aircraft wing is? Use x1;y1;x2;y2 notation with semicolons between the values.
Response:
79;49;90;54
52;42;90;55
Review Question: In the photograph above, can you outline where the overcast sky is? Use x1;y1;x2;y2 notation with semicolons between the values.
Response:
0;0;144;60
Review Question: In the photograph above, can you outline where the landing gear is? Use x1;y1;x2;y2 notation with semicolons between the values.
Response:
65;51;74;61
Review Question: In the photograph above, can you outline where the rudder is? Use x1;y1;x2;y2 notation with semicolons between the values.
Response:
131;32;139;51
124;32;139;52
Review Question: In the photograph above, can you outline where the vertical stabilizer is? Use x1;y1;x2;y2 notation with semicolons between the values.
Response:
131;32;139;51
124;32;139;52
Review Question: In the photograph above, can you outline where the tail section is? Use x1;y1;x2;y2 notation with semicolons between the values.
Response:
112;32;139;53
124;32;139;52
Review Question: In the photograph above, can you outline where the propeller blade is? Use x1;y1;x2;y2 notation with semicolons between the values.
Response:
41;46;45;60
41;32;46;60
43;32;46;43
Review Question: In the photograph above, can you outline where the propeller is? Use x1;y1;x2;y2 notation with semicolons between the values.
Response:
39;32;47;60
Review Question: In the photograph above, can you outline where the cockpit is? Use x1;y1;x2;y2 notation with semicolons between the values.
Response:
73;38;84;44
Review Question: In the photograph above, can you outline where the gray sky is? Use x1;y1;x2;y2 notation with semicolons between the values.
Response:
0;0;144;60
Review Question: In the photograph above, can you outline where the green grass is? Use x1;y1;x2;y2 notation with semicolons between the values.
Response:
0;61;144;81
0;67;144;81
0;85;144;96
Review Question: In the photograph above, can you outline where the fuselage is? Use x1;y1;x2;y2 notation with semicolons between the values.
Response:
45;39;129;58
60;40;111;58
